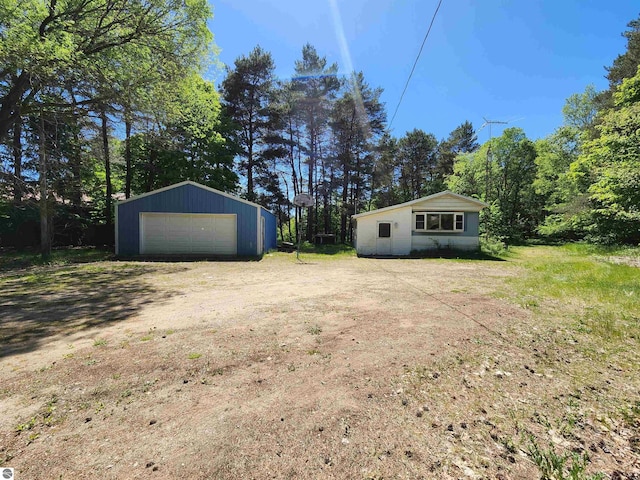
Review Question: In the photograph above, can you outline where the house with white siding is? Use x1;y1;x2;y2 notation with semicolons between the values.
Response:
351;191;487;256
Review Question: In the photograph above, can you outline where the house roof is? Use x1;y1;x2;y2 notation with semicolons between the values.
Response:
351;191;488;219
116;181;267;210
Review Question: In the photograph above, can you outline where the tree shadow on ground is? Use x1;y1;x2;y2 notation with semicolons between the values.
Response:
0;263;187;359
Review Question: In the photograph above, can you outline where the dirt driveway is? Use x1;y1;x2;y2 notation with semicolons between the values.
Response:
1;254;530;479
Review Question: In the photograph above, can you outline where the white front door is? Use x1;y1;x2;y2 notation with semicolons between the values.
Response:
375;221;392;255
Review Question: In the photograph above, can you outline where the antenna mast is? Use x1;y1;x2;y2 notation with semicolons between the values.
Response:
479;117;508;201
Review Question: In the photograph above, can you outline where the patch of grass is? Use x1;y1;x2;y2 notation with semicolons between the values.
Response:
140;335;153;342
281;242;356;261
0;247;113;272
306;348;321;355
527;436;603;480
505;244;640;343
93;338;107;347
409;247;504;261
188;353;202;360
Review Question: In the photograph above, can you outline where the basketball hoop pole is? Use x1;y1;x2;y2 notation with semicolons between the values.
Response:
292;193;313;262
296;206;301;261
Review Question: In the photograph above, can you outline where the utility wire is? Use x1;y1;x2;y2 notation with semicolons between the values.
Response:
389;0;443;130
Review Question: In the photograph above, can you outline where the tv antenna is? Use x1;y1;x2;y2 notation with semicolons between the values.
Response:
478;117;508;201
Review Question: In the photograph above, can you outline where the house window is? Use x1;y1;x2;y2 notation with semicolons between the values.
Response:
413;212;464;232
378;222;391;238
455;213;464;230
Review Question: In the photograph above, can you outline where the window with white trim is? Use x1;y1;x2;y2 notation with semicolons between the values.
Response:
413;212;464;232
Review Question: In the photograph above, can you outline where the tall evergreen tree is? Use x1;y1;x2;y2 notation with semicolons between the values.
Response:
222;46;276;202
292;44;340;241
436;120;479;188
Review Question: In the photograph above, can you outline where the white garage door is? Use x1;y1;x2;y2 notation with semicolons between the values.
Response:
140;213;237;255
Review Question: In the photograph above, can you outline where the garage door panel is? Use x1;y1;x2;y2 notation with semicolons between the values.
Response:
141;213;237;255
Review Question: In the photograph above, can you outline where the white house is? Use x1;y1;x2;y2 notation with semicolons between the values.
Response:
351;191;488;256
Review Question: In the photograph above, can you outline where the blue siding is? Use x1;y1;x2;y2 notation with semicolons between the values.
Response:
117;184;259;256
261;209;277;252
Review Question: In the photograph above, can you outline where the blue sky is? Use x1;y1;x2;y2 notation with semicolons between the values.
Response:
208;0;639;143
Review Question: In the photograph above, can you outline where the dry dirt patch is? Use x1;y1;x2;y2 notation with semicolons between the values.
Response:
1;254;629;479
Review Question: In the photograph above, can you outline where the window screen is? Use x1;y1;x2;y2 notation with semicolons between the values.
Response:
378;222;391;238
415;214;425;230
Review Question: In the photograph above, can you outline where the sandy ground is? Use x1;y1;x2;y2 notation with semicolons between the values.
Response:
1;254;637;479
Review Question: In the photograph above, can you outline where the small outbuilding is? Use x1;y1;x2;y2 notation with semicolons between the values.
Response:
115;181;276;257
351;191;487;256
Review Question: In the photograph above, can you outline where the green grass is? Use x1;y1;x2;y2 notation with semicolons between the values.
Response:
287;242;356;260
0;247;113;272
527;437;604;480
503;243;640;342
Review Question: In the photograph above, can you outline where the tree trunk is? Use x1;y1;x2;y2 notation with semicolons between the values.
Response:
101;110;112;226
0;72;31;143
306;124;316;243
146;147;157;192
125;116;132;198
12;112;22;203
70;114;82;207
340;165;349;244
38;113;51;259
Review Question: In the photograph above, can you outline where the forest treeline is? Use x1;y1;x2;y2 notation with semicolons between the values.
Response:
1;2;639;255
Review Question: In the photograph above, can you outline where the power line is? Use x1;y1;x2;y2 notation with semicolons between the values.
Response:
389;0;443;130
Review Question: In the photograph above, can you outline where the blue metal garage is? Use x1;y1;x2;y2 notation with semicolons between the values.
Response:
115;181;277;257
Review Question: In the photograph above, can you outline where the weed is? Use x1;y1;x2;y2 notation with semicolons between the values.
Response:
121;389;132;398
15;417;36;432
307;325;322;335
527;436;604;480
620;401;640;427
93;338;107;347
62;353;74;359
140;335;153;342
188;353;202;360
307;349;321;355
287;363;296;372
